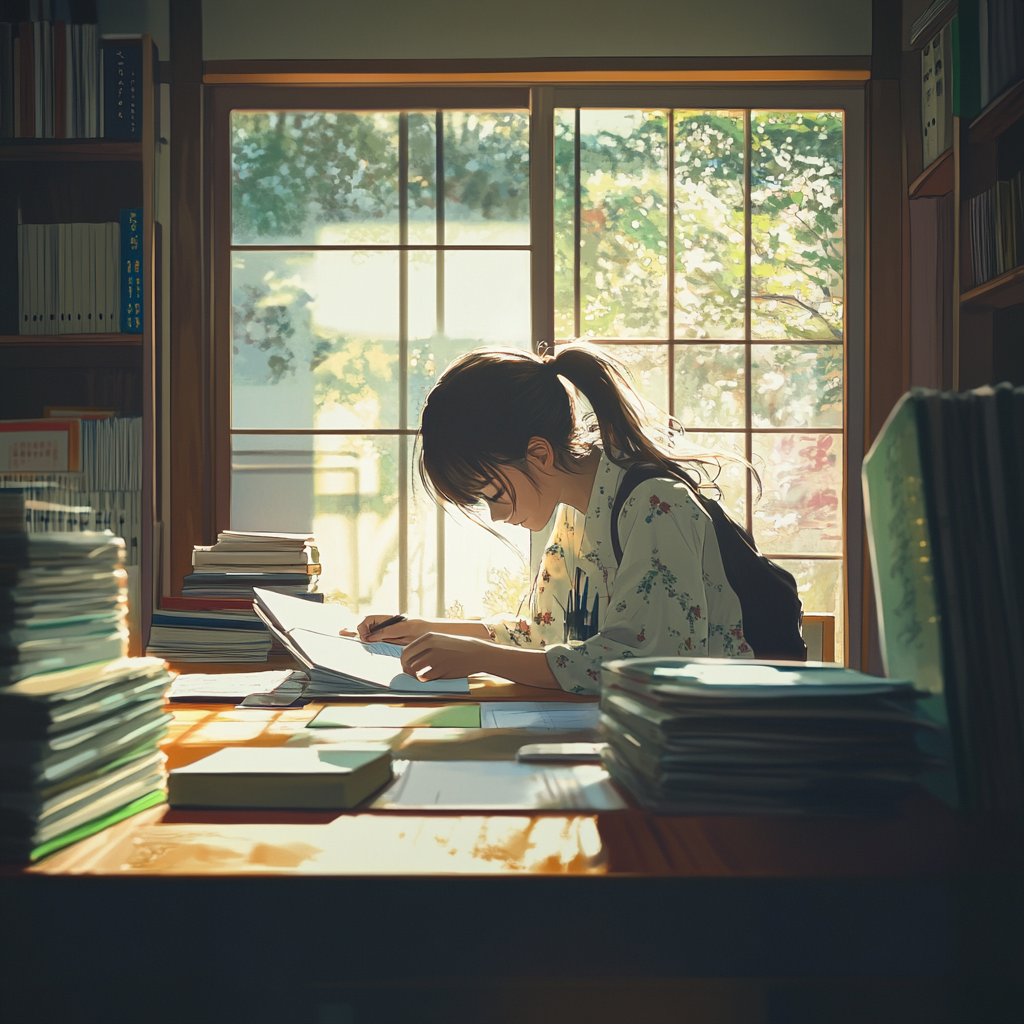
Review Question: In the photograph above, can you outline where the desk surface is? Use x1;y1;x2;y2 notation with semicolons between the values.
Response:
19;665;963;880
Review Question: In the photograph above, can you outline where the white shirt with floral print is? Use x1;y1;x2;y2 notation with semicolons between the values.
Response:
482;451;753;695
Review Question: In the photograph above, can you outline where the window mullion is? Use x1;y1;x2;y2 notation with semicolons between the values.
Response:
743;109;753;538
529;86;555;354
399;112;409;612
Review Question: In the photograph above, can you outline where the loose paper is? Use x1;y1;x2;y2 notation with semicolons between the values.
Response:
306;704;481;729
478;701;601;730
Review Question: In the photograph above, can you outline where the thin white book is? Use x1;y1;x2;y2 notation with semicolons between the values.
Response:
18;224;27;334
168;746;393;810
107;222;119;330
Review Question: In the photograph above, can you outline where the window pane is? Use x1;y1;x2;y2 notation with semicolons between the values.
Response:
578;109;669;338
405;251;531;427
443;112;530;245
752;432;842;554
683;431;748;526
750;111;844;341
231;112;400;246
554;109;576;339
779;557;844;661
407;111;438;246
675;343;746;428
232;251;400;430
674;111;746;339
441;509;531;620
751;344;843;428
601;344;669;411
231;434;401;610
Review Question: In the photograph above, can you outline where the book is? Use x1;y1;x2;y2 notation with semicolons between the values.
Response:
862;385;1024;814
922;35;937;166
167;746;393;810
252;587;470;697
192;548;319;566
100;36;141;141
0;418;82;472
119;207;141;334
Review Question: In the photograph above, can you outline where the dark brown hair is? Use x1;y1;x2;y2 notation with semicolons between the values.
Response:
418;343;748;516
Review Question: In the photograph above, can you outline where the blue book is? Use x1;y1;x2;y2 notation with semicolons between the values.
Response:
119;208;142;334
102;39;143;140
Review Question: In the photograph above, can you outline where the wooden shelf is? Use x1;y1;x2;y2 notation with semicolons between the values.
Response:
0;140;143;162
0;334;142;345
969;78;1024;144
961;264;1024;309
909;148;954;198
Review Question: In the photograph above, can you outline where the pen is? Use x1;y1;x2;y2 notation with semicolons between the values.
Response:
365;614;407;637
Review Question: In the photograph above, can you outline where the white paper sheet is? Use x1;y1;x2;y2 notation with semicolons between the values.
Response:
478;701;602;730
166;670;296;701
373;759;626;810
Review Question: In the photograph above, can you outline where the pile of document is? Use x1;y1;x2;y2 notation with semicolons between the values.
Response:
0;518;173;860
253;588;470;697
600;658;940;815
145;609;273;663
1;530;130;685
183;531;320;599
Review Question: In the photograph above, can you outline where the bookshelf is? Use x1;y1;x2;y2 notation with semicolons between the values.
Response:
0;32;160;655
902;2;1024;392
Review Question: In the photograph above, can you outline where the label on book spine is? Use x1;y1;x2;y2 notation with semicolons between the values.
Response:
120;208;142;334
101;39;141;140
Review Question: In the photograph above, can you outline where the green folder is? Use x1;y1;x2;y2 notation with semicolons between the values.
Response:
307;704;481;729
28;789;167;863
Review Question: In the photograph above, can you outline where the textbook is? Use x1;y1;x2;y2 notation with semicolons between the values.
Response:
168;746;392;810
863;384;1024;814
253;588;471;697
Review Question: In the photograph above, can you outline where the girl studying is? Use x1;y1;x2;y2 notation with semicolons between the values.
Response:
355;344;803;694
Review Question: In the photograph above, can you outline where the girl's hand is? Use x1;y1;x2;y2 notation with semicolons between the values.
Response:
354;615;492;646
356;616;433;646
401;633;489;681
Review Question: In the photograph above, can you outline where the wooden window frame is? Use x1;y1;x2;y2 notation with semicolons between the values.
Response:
177;79;865;660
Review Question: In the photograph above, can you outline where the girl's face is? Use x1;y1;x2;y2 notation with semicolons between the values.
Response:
476;443;561;532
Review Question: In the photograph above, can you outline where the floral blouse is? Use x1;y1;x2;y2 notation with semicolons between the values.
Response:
482;452;753;695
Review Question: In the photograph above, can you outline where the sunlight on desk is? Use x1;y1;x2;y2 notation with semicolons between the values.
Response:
27;811;606;876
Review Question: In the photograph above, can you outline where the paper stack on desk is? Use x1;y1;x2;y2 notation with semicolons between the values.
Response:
145;608;273;663
183;530;321;599
600;658;942;815
0;516;173;860
253;588;470;697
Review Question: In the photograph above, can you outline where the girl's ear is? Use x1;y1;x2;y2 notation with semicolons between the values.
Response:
525;436;556;473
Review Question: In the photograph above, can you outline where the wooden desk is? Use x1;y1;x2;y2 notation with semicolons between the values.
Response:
2;675;1019;1024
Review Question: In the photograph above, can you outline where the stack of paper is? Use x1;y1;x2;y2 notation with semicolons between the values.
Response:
145;609;272;663
0;523;173;859
183;531;320;599
600;658;941;815
0;657;173;862
0;531;129;685
253;588;470;698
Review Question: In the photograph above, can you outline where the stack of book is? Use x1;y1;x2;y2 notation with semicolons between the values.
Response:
968;172;1023;287
182;531;321;600
145;608;273;664
864;384;1024;815
600;659;940;815
0;513;172;861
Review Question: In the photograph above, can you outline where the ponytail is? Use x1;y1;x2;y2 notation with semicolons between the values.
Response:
418;342;751;512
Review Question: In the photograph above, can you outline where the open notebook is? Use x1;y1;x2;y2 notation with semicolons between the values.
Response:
252;588;470;697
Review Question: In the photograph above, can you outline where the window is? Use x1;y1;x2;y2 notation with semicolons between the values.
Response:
553;107;846;655
228;103;534;618
218;88;856;659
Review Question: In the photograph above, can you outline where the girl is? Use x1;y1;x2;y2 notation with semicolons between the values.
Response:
357;344;755;694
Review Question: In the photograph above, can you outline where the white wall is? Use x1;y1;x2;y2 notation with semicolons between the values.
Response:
202;0;872;61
